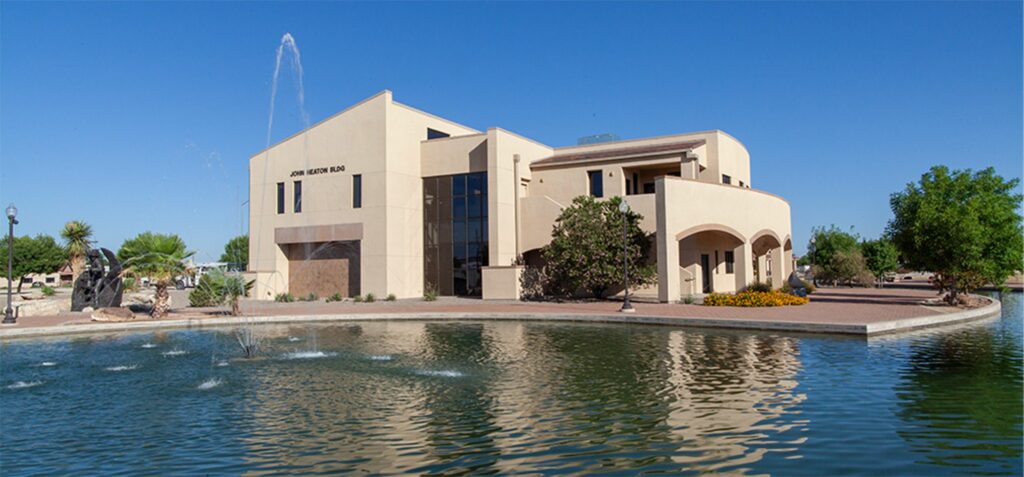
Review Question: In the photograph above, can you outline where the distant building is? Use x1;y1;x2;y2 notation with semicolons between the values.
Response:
22;263;73;288
249;91;792;302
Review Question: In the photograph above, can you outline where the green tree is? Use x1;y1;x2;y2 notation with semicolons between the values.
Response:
60;220;93;284
118;232;193;318
542;196;656;298
807;225;863;285
888;166;1023;304
862;238;900;286
189;268;253;315
0;235;66;293
220;235;248;271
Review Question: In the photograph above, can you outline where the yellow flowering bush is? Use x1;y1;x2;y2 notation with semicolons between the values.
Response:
703;290;809;307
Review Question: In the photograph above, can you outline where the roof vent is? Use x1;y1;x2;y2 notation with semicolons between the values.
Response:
577;133;620;145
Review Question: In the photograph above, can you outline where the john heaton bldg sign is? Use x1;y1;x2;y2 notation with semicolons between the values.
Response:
290;165;346;177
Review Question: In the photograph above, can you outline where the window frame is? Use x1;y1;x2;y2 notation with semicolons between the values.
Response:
293;180;302;213
725;251;735;274
352;174;362;209
276;182;285;214
587;170;604;198
722;174;732;185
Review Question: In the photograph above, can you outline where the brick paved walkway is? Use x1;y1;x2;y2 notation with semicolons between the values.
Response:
2;287;959;333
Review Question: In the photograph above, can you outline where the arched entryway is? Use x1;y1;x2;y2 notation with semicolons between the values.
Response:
675;225;747;296
750;229;785;289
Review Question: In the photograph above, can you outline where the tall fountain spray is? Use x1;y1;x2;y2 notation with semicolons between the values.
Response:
266;32;311;148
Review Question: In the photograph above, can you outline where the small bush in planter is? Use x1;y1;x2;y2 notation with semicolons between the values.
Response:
364;293;376;303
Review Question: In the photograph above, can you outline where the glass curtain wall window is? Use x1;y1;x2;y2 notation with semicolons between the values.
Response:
423;172;488;296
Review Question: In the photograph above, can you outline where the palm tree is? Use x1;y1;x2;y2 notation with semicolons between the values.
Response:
60;221;93;284
118;232;193;318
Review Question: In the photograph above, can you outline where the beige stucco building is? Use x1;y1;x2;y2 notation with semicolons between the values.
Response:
249;91;792;302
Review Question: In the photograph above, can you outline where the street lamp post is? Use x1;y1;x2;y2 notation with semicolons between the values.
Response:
3;203;18;324
618;200;635;313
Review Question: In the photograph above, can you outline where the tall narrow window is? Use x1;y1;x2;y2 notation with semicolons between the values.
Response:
352;174;362;209
276;182;285;214
293;180;302;213
725;251;735;274
588;170;603;198
715;251;720;274
722;174;732;185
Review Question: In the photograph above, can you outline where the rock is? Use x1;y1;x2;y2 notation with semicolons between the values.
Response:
82;306;94;313
91;307;135;322
124;292;154;306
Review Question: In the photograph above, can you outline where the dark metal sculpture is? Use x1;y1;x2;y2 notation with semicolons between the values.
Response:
71;248;124;311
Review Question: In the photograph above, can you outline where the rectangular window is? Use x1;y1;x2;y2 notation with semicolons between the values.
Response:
427;128;450;140
725;251;735;274
588;170;603;197
293;180;302;213
276;182;285;214
739;180;745;188
722;174;732;185
352;174;362;208
715;251;720;274
643;182;656;194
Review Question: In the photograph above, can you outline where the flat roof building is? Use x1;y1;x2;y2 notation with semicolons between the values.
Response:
249;91;792;302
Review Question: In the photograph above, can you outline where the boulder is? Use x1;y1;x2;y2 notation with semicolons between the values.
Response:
91;307;135;322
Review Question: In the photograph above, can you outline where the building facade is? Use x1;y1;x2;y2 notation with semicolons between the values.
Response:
249;91;792;302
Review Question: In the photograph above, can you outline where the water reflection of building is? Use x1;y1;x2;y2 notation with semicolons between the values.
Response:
236;322;805;474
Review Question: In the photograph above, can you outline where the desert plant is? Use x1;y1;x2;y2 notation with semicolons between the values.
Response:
274;292;295;303
118;233;193;318
423;285;438;302
41;285;55;297
682;295;694;305
745;281;772;293
386;293;396;302
364;293;376;303
60;220;93;284
299;292;318;302
353;294;364;303
326;292;344;302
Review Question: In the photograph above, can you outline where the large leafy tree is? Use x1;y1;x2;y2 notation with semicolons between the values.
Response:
118;232;193;318
888;166;1023;304
542;196;655;298
219;235;248;271
1;234;66;293
60;221;93;284
862;238;900;287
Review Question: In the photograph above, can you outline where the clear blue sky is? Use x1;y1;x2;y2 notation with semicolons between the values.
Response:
1;2;1021;261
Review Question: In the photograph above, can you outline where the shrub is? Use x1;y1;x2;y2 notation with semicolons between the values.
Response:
364;293;376;303
423;285;438;302
41;285;55;297
542;195;656;298
682;295;694;305
191;270;254;315
274;293;295;303
386;293;396;302
326;292;344;302
745;281;772;293
353;294;364;303
300;292;318;302
704;290;809;307
519;265;550;301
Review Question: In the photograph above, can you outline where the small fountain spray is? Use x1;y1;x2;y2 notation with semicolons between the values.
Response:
235;318;265;359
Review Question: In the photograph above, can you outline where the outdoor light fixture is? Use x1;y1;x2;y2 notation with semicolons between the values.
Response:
619;200;635;313
4;203;19;324
809;236;817;287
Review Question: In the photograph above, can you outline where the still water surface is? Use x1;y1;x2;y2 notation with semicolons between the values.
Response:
1;293;1020;475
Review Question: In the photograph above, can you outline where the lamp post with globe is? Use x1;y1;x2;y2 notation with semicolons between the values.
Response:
4;203;18;324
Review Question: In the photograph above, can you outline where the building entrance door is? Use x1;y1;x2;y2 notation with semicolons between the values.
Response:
700;254;712;293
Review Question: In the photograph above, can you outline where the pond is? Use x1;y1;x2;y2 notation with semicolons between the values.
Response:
1;293;1020;475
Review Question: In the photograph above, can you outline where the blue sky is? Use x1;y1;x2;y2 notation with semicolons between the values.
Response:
1;2;1021;261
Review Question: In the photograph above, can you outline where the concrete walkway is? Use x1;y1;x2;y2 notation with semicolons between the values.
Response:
0;287;1002;339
